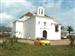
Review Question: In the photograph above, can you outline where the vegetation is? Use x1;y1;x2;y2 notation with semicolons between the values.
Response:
67;26;73;35
0;26;11;32
0;36;18;48
0;42;75;56
0;25;74;56
0;26;11;37
67;26;75;48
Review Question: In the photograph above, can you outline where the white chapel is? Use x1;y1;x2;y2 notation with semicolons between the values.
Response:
12;6;61;40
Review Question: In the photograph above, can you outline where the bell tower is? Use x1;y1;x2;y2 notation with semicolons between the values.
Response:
37;6;44;16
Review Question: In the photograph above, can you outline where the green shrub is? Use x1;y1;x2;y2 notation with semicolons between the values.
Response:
68;35;75;48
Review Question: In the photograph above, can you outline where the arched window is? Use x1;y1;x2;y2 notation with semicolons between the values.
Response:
37;7;44;16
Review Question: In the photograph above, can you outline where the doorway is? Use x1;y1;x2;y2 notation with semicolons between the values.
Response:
43;30;47;39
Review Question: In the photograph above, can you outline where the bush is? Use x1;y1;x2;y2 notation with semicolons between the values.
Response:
0;36;18;48
68;35;75;48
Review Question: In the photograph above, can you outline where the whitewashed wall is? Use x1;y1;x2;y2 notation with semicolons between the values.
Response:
35;16;61;40
11;21;16;37
15;21;24;38
13;16;61;40
24;16;36;39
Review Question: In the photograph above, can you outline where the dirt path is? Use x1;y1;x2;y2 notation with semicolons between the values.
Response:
50;39;70;45
0;38;71;45
18;39;34;45
18;39;70;45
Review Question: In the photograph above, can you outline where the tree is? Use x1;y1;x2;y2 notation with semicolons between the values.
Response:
61;26;65;30
0;26;11;32
67;26;73;35
67;26;74;48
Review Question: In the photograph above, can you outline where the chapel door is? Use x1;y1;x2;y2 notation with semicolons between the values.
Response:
43;30;47;39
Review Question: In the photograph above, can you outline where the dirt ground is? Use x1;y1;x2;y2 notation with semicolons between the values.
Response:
0;38;73;45
18;39;71;45
50;39;70;45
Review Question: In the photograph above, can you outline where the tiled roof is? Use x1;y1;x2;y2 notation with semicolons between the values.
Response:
20;12;33;18
25;12;33;16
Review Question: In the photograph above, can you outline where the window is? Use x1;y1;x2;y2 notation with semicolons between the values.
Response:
38;21;40;24
44;22;46;26
51;23;53;26
55;24;59;32
41;9;43;14
39;9;40;14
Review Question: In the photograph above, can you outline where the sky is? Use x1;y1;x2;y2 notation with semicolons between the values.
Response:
0;0;75;30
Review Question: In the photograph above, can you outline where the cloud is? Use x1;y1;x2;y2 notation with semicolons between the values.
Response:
1;0;34;13
42;0;63;16
43;0;75;30
1;0;36;17
62;8;75;27
61;0;75;11
0;0;36;27
1;0;32;7
53;8;75;30
0;13;16;27
0;0;75;30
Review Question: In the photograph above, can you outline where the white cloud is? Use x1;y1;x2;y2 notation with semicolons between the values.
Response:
43;0;62;8
53;8;75;29
43;0;63;16
1;0;36;18
1;0;75;29
1;0;32;7
0;13;16;27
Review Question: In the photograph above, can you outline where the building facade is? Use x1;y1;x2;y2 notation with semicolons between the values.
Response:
12;6;61;40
